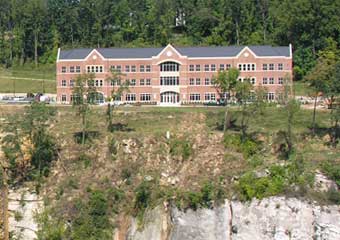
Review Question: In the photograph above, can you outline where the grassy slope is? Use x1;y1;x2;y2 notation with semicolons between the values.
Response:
0;105;339;236
0;65;56;93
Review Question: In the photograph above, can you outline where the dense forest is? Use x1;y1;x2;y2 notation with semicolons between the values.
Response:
0;0;340;80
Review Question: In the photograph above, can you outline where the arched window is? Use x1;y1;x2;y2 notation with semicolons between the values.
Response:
160;61;180;72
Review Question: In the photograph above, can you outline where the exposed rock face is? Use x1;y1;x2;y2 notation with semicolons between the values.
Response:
169;200;231;240
8;195;340;240
126;206;169;240
231;197;314;240
123;197;340;240
8;188;42;240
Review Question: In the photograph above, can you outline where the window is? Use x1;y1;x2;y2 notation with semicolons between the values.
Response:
263;64;268;71
131;65;136;72
87;65;104;73
62;67;67;73
211;64;216;72
70;79;75;87
266;92;275;101
189;65;195;71
205;78;210;85
278;77;284;84
250;78;256;85
204;64;209;71
70;66;75;73
160;62;179;72
238;78;243;82
125;65;130;72
146;78;151;85
239;63;255;71
205;93;216;101
125;93;136;102
189;78;195;85
140;79;145;86
116;65;122;72
140;93;151;102
76;66;81;73
130;79;136;86
146;65;151;72
269;77;274;84
220;64;225;71
110;79;121;86
269;64;274;70
226;64;231;70
61;95;67;102
262;77;268;85
196;78;201;85
140;65;145;72
70;94;76;103
160;76;179;85
95;80;103;87
278;63;283;71
61;80;67;87
196;65;201;71
189;93;201;101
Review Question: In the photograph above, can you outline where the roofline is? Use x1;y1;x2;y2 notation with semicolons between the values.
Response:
155;44;187;58
57;45;292;61
84;49;105;61
236;46;257;58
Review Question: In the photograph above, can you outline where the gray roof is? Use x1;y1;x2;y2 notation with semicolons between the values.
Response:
59;45;291;60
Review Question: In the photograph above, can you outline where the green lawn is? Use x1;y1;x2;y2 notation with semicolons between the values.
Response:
0;65;56;93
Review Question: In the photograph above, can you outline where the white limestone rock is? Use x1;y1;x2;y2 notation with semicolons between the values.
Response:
314;205;340;240
127;206;169;240
8;188;42;240
231;197;314;240
169;200;232;240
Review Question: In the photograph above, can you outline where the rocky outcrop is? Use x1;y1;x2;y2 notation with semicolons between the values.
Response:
8;195;340;240
169;200;231;240
122;197;340;240
8;188;42;240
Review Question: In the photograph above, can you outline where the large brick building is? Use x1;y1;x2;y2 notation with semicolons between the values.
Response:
56;44;293;105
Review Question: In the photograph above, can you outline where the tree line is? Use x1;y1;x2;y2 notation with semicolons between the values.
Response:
0;0;340;80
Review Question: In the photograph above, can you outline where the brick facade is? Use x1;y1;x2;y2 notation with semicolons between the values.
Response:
56;44;293;105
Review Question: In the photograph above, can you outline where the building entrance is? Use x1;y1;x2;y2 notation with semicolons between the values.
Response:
160;91;180;105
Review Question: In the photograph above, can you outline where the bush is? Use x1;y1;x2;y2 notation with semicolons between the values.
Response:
321;161;340;187
170;138;193;160
224;134;259;159
327;187;340;204
108;137;118;156
237;171;286;201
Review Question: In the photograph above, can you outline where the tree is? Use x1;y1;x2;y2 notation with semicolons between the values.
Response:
277;76;300;157
305;41;340;136
72;73;97;145
213;67;239;133
105;69;129;132
235;78;254;141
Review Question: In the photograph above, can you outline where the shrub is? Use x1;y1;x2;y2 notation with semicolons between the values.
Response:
327;187;340;204
321;161;340;187
237;165;287;201
108;137;118;156
170;138;193;160
224;134;259;159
